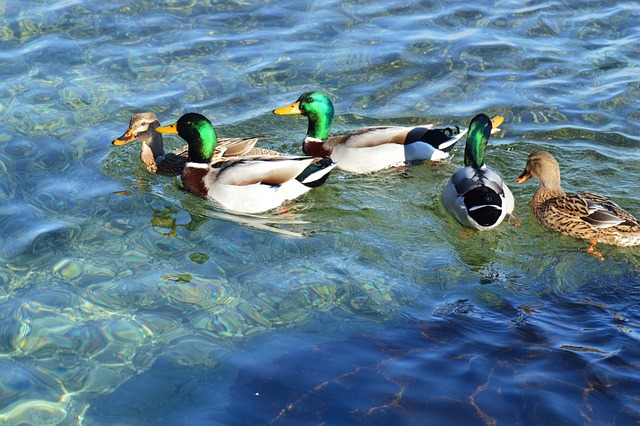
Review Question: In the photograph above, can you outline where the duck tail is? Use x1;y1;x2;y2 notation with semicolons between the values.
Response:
406;126;467;152
296;157;337;188
465;187;504;227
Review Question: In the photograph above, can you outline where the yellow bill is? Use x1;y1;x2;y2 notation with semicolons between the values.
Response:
273;102;302;115
155;122;179;134
491;116;504;128
490;116;504;135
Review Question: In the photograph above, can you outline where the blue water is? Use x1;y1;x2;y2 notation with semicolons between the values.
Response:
1;0;639;424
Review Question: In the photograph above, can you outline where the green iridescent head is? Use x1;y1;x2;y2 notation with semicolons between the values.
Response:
464;113;492;169
274;91;334;140
156;112;218;164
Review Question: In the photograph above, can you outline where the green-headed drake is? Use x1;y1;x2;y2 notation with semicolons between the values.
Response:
273;91;504;174
155;112;336;214
442;113;514;231
517;150;640;260
112;112;281;176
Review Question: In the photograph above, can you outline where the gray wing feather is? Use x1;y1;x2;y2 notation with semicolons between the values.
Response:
450;167;504;197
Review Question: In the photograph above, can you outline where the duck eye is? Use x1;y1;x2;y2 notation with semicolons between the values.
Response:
306;97;314;103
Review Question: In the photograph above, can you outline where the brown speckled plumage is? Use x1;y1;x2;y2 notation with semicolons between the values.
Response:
240;147;282;157
517;151;640;250
112;112;280;176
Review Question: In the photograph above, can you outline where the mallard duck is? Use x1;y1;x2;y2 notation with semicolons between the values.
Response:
273;91;504;174
112;112;281;176
442;113;514;231
517;150;640;259
155;112;337;214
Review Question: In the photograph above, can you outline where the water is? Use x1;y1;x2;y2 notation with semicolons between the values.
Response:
1;0;639;424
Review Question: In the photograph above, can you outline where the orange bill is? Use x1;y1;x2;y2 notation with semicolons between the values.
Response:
516;171;532;184
112;129;136;145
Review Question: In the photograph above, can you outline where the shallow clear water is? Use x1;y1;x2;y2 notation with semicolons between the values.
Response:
0;0;639;424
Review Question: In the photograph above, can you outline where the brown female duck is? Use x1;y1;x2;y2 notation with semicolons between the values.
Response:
517;150;640;259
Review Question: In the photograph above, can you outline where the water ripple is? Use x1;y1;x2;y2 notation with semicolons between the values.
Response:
0;0;639;424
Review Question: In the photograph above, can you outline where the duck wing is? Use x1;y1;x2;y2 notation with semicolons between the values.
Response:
450;167;506;198
334;125;465;152
217;136;267;156
553;192;639;228
213;156;319;186
444;167;511;229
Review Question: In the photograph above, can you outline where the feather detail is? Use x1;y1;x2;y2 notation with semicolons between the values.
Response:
212;156;320;186
196;156;337;213
443;166;514;230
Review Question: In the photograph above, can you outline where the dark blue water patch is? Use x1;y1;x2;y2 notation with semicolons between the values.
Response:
83;351;234;426
225;292;640;425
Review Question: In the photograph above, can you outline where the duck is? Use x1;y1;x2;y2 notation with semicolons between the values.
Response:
442;113;514;231
516;150;640;259
154;112;337;214
112;112;281;176
273;91;504;174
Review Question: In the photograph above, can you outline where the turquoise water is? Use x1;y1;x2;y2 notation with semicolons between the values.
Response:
1;0;639;424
